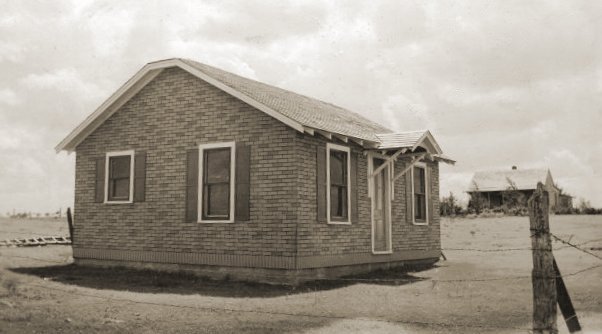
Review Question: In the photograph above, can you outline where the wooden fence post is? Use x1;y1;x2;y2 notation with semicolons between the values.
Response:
528;182;557;334
67;207;74;244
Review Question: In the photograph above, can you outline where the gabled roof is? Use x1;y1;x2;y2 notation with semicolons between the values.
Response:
467;168;552;192
55;58;449;158
375;130;442;154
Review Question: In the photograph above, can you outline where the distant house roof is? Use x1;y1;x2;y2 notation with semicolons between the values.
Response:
55;58;449;160
467;168;552;192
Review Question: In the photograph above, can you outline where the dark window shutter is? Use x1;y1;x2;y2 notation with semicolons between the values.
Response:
185;149;199;223
95;157;105;203
235;143;251;221
405;164;413;223
134;151;147;202
316;146;327;222
427;165;434;223
350;151;358;223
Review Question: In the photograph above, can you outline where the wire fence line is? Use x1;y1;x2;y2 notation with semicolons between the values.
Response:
440;244;588;252
551;233;602;262
574;237;602;246
1;226;601;253
1;239;598;253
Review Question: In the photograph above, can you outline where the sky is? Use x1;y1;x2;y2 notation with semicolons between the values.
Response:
0;0;601;214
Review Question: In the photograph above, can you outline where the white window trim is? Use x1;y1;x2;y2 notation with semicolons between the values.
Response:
104;150;135;204
412;162;429;225
326;143;351;225
198;141;236;223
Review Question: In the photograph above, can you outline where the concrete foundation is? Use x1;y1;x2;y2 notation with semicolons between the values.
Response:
74;257;439;285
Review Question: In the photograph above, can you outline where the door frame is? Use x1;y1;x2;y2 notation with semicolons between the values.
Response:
368;152;393;254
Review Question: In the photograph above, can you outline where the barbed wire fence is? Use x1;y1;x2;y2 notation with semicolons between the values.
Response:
1;192;601;332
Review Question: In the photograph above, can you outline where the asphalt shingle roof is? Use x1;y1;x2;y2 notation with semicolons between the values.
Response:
181;59;392;142
467;168;550;192
375;131;427;149
57;58;450;155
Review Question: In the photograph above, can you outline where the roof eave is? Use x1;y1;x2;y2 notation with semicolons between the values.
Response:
56;58;307;153
55;64;166;152
302;126;380;149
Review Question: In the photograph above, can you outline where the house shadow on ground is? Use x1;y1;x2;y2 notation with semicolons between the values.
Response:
11;263;435;298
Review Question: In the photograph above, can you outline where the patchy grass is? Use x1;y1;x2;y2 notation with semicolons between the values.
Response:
1;276;19;297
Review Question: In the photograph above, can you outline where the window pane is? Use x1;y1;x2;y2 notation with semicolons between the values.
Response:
206;184;229;217
112;178;130;199
339;186;347;218
205;148;230;183
414;167;425;194
110;156;130;178
330;186;340;217
330;186;348;219
415;194;426;220
329;150;346;185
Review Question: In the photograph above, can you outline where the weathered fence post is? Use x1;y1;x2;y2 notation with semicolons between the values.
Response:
529;182;557;334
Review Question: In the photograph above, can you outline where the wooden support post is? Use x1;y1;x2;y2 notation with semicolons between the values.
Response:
370;149;405;178
392;153;425;182
67;207;74;245
529;183;557;334
553;258;582;333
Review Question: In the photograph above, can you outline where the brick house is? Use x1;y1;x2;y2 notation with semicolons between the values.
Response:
56;58;454;284
467;167;560;212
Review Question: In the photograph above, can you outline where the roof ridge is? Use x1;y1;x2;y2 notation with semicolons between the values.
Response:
474;167;548;173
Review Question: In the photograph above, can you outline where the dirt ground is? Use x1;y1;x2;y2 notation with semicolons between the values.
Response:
0;215;601;334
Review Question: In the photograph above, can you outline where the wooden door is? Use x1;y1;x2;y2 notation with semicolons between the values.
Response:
372;158;391;253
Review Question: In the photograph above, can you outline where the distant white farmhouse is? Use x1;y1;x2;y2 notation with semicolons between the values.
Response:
467;167;562;211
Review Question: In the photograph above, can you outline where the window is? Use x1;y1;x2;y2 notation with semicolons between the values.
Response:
199;142;235;223
326;143;351;224
412;163;428;224
105;150;134;203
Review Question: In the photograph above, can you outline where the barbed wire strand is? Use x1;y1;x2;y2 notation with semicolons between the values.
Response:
550;233;602;262
0;242;589;253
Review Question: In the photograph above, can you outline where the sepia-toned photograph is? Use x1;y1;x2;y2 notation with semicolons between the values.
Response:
0;1;600;333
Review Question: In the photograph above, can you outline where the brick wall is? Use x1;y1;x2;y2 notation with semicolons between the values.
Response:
294;133;440;264
74;67;298;261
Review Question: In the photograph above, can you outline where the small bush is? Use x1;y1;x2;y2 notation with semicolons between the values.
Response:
440;192;466;217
